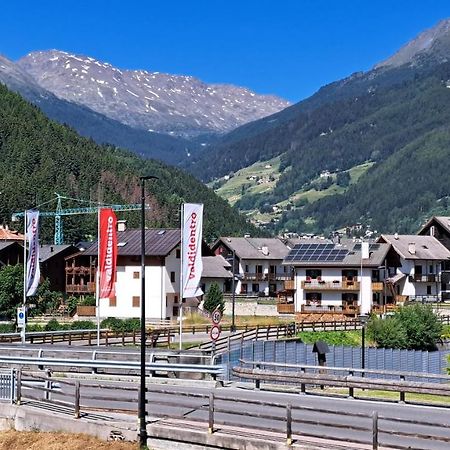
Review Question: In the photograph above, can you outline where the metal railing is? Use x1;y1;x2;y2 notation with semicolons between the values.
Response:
233;360;450;401
14;370;450;449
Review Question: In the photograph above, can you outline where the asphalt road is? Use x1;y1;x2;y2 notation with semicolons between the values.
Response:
23;377;450;450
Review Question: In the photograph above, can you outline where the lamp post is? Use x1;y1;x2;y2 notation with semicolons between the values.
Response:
231;249;236;332
138;175;158;449
359;314;369;375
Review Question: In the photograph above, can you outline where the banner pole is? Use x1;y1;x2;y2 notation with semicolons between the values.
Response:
179;204;184;351
96;207;100;346
21;210;27;345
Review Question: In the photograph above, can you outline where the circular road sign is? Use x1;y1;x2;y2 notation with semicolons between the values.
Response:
211;309;222;325
210;325;221;341
18;312;24;320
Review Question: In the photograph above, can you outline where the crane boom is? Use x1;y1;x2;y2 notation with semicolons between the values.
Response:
12;194;147;245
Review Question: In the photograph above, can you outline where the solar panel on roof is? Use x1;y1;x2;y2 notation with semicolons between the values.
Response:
285;243;349;262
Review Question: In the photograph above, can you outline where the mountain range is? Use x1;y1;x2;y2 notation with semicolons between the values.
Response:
0;51;289;165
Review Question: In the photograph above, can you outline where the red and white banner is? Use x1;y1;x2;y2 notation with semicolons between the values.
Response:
181;203;203;298
25;210;40;297
99;208;117;299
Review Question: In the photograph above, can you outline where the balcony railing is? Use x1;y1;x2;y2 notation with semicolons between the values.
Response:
277;303;295;314
301;280;360;291
300;304;359;315
243;272;294;282
408;274;440;283
66;283;96;294
371;282;384;291
242;272;265;281
284;280;295;291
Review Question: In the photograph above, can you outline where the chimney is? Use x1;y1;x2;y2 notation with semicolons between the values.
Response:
394;233;399;240
50;246;54;253
117;220;127;232
408;242;416;255
261;245;269;256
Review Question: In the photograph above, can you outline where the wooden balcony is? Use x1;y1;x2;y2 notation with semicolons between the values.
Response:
371;282;384;291
284;279;295;290
277;303;295;314
266;273;294;281
242;272;265;281
66;283;96;294
301;280;360;291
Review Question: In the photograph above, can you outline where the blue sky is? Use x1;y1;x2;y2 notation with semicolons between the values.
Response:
2;1;450;102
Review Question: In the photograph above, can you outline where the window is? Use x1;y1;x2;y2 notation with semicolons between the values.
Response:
241;283;248;294
170;271;176;283
176;249;181;259
305;292;322;305
245;264;249;273
132;296;140;307
133;271;140;279
429;265;434;274
414;265;423;275
269;265;277;274
306;269;322;280
256;265;263;274
109;297;117;307
174;295;178;304
252;283;259;293
427;285;432;295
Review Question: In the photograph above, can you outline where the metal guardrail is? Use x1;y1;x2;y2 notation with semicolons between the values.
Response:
14;371;450;449
0;354;223;378
233;360;450;401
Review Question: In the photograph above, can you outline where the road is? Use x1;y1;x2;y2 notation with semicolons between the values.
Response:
22;376;450;450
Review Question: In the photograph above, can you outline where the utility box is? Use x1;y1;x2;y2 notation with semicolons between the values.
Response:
312;340;330;366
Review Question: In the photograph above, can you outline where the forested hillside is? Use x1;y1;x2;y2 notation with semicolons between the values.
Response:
190;55;450;234
0;84;258;242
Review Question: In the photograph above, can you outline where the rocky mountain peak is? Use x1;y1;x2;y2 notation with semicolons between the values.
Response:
375;18;450;69
17;50;291;138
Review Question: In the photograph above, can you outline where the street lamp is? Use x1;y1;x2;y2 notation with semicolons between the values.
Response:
138;175;158;449
231;249;236;332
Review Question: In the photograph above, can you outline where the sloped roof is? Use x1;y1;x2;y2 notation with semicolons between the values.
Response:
283;242;391;267
215;237;289;260
378;235;450;260
0;241;22;252
84;229;180;257
39;244;78;262
202;255;232;279
419;216;450;235
0;226;24;241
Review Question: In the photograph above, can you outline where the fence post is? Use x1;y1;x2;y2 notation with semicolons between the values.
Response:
133;329;136;345
255;364;260;390
348;370;354;398
300;368;306;394
68;332;72;346
372;411;378;450
208;393;214;434
399;376;405;403
44;369;52;401
16;369;22;405
74;380;80;419
286;403;292;446
88;331;92;346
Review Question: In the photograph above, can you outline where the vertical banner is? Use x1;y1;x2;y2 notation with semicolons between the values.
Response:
25;210;40;297
99;208;117;299
181;203;204;298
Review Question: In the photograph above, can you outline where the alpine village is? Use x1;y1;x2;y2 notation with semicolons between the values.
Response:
2;12;450;450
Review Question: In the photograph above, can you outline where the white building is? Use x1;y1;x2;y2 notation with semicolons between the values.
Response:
283;242;391;316
212;237;292;297
82;228;198;320
377;234;450;302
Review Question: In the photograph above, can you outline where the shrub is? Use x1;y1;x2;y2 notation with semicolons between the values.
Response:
0;323;15;333
70;320;96;330
44;319;61;331
367;304;442;350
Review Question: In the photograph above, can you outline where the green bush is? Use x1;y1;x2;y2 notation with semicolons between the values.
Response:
44;319;62;331
0;323;15;333
80;296;96;306
299;330;361;347
100;317;140;332
70;320;96;330
367;304;442;350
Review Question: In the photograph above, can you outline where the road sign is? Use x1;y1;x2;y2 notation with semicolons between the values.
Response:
211;309;222;325
17;307;25;328
210;325;221;341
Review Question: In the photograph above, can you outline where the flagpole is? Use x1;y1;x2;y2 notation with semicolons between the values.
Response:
179;204;184;351
21;210;27;345
96;207;100;346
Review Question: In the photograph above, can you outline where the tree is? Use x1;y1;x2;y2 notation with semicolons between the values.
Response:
367;304;442;350
0;264;24;320
203;283;225;314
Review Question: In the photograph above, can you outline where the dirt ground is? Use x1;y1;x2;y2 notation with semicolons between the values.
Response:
0;430;138;450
